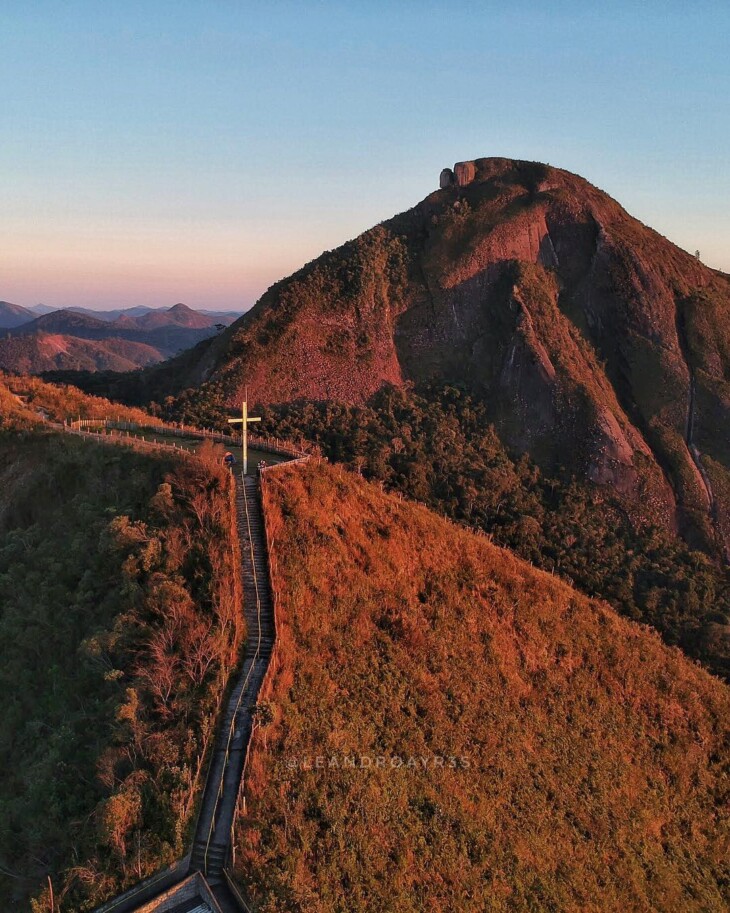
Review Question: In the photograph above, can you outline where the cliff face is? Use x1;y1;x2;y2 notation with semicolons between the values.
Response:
170;157;730;555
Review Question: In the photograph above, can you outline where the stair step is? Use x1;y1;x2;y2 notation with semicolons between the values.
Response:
190;472;275;878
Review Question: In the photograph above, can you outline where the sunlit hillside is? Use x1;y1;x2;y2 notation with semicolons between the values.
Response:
0;372;163;428
259;386;730;680
234;461;730;913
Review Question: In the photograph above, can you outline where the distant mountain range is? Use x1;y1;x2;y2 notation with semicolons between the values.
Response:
0;300;242;329
0;302;243;373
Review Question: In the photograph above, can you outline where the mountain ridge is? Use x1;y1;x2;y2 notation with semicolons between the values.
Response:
0;332;163;373
0;300;36;329
0;301;242;331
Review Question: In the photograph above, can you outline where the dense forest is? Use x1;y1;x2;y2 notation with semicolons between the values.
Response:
249;384;730;679
235;461;729;912
0;407;242;910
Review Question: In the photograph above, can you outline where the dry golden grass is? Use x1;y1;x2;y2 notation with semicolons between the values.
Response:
233;461;729;913
0;371;161;426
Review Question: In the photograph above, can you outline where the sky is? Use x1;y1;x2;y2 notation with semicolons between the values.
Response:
1;1;728;311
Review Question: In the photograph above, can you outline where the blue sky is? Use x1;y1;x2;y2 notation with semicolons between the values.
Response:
1;1;728;310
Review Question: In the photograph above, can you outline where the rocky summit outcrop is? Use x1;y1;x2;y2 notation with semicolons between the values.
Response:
145;157;730;557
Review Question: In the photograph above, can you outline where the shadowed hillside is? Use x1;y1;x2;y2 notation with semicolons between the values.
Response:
0;301;35;329
233;461;730;912
0;390;243;911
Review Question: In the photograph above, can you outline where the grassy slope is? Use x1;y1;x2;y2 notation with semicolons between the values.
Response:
234;461;729;913
0;372;163;426
259;386;730;679
0;389;242;911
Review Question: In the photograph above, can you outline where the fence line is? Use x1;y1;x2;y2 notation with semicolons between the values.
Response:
67;417;310;461
65;427;199;459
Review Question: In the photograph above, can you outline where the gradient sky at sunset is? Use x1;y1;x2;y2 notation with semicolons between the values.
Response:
2;1;728;311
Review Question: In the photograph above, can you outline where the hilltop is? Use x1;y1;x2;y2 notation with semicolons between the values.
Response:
0;301;35;330
235;460;730;912
135;302;221;330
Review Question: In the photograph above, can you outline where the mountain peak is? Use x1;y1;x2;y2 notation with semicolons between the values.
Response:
0;300;35;329
438;156;556;191
148;157;728;559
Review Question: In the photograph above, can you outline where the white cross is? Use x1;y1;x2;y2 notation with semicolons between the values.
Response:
227;389;261;475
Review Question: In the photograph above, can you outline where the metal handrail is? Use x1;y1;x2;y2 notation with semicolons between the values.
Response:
223;868;255;913
91;854;191;913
